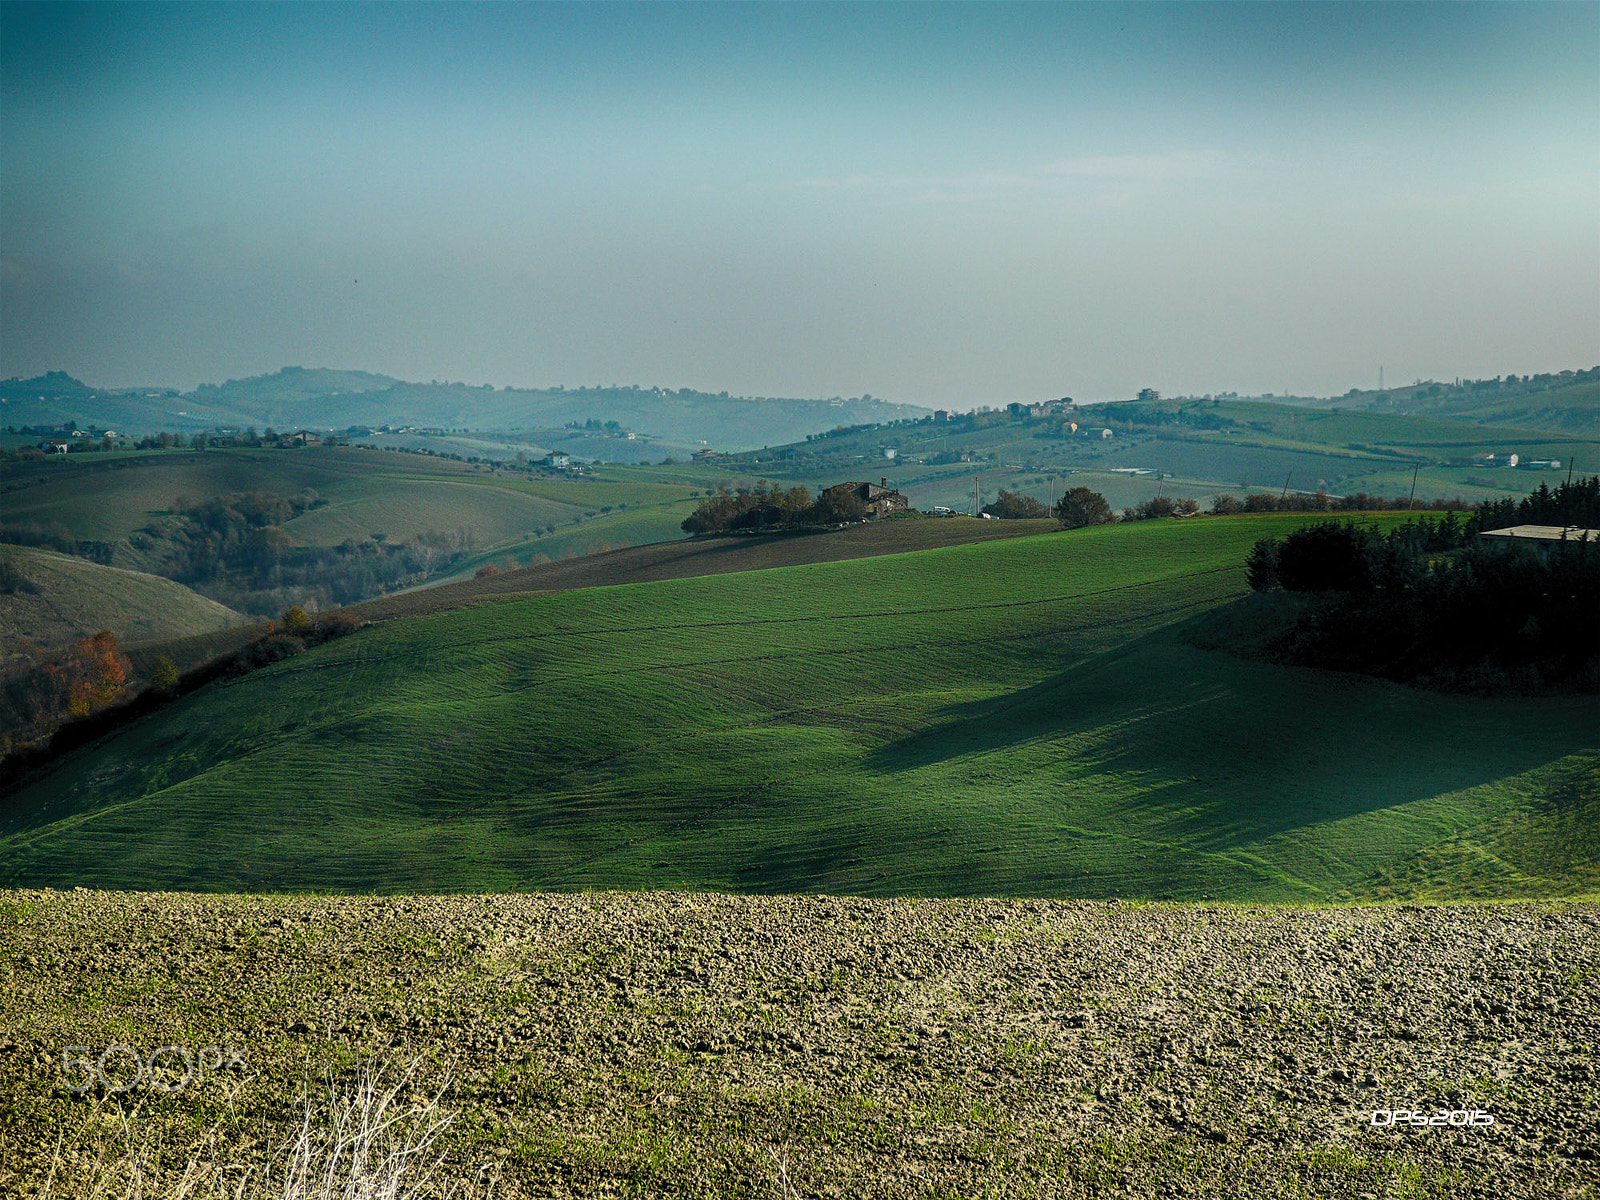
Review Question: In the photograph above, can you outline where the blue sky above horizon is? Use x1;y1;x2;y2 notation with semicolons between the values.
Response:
3;2;1595;405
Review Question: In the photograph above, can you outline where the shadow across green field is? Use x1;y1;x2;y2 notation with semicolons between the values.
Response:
864;628;1600;893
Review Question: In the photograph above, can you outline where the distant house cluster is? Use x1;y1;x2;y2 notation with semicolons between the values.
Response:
1471;452;1562;470
28;424;119;454
538;450;592;474
1006;397;1077;419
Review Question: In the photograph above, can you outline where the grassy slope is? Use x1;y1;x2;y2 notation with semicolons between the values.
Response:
0;545;245;652
1;514;1594;901
345;518;1057;622
351;426;701;465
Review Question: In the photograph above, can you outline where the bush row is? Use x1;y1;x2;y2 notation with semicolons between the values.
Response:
1243;512;1599;693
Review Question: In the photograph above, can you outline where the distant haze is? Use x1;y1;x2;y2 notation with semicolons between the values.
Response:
2;2;1595;406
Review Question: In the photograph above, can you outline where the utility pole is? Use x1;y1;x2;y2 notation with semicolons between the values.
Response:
1281;471;1292;500
1408;463;1420;510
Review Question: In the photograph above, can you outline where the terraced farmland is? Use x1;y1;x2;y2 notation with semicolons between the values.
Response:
2;515;1594;901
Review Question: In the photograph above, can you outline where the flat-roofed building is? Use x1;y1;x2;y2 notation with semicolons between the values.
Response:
1478;525;1600;558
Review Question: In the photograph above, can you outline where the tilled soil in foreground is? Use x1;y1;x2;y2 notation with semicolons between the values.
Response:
1;890;1595;1198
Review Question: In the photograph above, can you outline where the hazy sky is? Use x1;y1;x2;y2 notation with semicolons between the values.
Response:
3;2;1596;406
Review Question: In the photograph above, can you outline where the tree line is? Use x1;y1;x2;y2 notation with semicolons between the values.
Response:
1466;476;1600;534
1208;491;1471;515
0;521;115;564
681;483;874;533
0;487;509;617
982;490;1052;519
1242;497;1599;693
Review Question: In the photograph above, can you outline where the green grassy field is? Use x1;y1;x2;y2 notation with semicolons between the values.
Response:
2;514;1593;901
344;517;1057;623
0;545;245;653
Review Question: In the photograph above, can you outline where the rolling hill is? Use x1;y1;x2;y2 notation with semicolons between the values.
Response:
0;545;245;654
731;396;1598;514
0;445;712;593
3;514;1593;901
2;367;930;450
1300;372;1600;435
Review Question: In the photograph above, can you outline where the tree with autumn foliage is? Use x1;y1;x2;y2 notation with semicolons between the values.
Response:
0;630;133;757
64;631;130;718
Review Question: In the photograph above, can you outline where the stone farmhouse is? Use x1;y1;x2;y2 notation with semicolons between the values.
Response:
824;479;910;519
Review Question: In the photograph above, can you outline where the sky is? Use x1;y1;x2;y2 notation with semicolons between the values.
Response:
2;2;1596;407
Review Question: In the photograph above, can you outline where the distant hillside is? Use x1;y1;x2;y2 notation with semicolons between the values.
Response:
186;366;400;418
0;372;265;434
0;446;715;616
0;371;98;403
4;367;931;451
0;444;705;549
0;545;245;654
722;394;1597;514
194;372;930;451
1299;370;1600;435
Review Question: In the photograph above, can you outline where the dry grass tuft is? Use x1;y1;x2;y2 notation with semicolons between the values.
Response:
32;1057;494;1200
